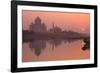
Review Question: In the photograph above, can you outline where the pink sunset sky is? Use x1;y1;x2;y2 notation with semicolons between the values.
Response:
22;10;90;34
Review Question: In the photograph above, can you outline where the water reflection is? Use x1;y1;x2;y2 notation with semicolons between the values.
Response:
29;40;46;56
24;38;90;57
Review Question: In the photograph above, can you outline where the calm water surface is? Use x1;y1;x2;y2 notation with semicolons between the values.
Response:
22;39;90;62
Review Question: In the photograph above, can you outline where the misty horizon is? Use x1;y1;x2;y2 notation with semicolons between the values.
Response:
22;10;90;35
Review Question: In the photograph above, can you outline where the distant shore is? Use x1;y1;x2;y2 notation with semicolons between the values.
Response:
23;30;90;42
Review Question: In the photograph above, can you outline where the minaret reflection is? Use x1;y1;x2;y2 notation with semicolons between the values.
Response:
48;39;62;51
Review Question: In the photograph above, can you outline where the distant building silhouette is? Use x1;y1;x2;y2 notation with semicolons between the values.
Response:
49;22;62;33
29;16;47;33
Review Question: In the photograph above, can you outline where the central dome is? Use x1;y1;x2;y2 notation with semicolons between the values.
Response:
35;16;41;24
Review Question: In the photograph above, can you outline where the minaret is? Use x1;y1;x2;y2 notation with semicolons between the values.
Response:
52;22;54;28
52;22;55;33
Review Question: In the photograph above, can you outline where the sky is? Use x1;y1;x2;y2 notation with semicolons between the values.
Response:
22;10;90;34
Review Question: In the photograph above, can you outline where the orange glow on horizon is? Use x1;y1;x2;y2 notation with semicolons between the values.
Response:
22;10;90;34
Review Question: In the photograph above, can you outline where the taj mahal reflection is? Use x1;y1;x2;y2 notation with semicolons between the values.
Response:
29;40;46;56
27;38;90;56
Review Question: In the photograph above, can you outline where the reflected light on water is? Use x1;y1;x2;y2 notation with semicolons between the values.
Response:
22;39;90;62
